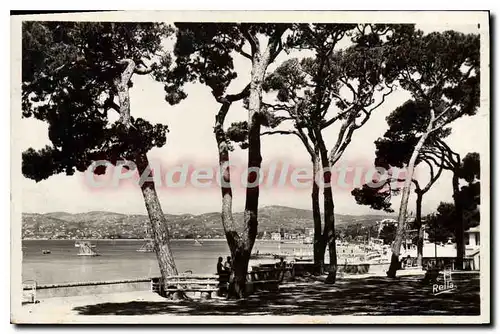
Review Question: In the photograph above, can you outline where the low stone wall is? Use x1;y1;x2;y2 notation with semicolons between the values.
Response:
338;263;371;274
293;262;387;276
368;263;390;275
31;278;152;299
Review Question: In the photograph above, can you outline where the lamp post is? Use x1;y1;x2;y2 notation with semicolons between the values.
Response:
434;220;438;266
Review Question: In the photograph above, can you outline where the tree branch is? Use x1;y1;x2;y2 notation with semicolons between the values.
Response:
134;65;153;75
261;130;297;136
235;47;252;60
215;84;250;104
366;85;395;113
422;156;445;193
435;138;461;167
329;119;357;165
270;38;284;63
114;59;137;129
239;25;259;56
320;103;357;129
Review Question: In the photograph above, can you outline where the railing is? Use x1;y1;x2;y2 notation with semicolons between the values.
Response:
22;280;37;304
24;278;153;299
422;257;476;271
36;277;152;290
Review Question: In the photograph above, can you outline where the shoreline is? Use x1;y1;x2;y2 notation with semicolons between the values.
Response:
22;238;299;242
22;238;227;241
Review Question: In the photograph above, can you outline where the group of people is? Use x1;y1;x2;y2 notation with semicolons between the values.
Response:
217;256;233;275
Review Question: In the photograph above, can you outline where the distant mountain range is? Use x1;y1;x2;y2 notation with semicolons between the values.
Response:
22;205;394;240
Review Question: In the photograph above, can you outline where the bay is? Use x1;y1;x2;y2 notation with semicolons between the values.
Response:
22;239;313;285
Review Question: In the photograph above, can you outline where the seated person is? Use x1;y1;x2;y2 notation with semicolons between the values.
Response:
216;256;229;296
217;256;225;275
224;256;232;271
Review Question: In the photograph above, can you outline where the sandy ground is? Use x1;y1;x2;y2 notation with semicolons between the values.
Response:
12;270;483;324
14;290;169;323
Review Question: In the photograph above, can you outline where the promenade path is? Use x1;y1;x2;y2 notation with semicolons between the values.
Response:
13;272;481;324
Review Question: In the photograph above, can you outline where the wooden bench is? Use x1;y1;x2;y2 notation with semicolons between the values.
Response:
151;274;221;299
216;272;230;296
247;267;289;291
22;280;37;304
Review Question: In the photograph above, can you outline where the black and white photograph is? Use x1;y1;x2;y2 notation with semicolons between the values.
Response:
10;10;490;324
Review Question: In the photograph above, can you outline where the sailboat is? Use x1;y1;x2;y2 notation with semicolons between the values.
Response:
136;226;155;253
137;240;155;253
77;241;99;256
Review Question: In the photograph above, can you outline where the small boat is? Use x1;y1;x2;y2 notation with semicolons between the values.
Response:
41;250;51;254
136;240;155;253
292;248;313;262
77;241;99;256
194;239;203;246
250;251;276;259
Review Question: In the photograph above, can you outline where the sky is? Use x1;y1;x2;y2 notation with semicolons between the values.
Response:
18;22;487;216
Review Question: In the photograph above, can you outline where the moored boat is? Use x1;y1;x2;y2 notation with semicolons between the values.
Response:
77;241;99;256
136;240;154;253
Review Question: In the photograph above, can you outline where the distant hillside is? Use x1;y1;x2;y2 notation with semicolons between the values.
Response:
22;206;393;240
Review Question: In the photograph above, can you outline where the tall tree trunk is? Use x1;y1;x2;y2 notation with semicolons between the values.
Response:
136;153;178;291
387;131;430;278
228;247;251;299
235;58;267;297
213;31;283;298
323;187;337;284
312;155;324;269
415;190;424;267
214;102;249;299
213;53;270;298
317;141;337;283
452;171;465;270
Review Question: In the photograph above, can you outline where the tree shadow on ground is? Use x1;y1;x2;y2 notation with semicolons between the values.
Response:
73;274;480;316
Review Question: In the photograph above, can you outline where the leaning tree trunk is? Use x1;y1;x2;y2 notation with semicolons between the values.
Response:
136;155;178;274
311;155;324;271
136;154;179;298
113;58;179;294
452;171;465;270
415;191;424;267
387;131;430;278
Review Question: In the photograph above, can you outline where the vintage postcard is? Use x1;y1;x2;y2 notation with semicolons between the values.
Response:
10;10;490;324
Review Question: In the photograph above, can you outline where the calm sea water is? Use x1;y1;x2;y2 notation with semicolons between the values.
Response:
22;239;313;285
